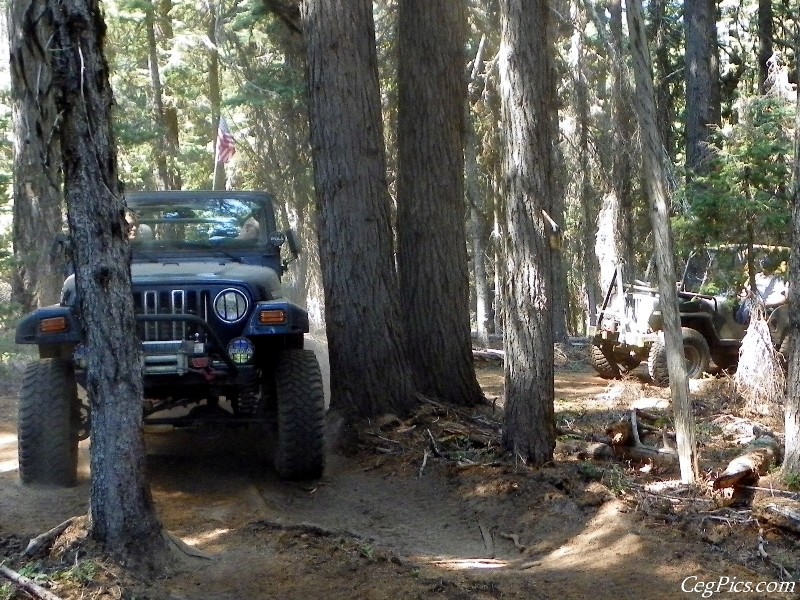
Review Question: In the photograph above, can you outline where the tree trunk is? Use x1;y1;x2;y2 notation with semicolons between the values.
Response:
684;0;720;176
8;0;66;311
302;0;415;418
757;0;773;94
146;0;181;190
626;0;697;484
784;44;800;476
396;0;483;406
609;0;636;273
47;0;167;563
648;0;674;156
467;37;490;347
498;0;557;465
573;1;599;327
208;0;225;191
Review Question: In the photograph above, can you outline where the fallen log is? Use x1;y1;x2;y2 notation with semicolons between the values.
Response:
472;349;504;363
712;436;781;490
752;496;800;534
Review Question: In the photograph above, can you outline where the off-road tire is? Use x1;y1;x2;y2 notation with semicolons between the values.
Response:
18;359;80;486
648;327;710;386
273;349;326;480
589;343;639;378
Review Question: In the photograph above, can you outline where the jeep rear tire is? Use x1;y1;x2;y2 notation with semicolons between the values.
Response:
18;359;80;486
648;328;710;386
273;349;326;480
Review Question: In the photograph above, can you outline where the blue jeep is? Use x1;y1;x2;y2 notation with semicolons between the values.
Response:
15;190;325;485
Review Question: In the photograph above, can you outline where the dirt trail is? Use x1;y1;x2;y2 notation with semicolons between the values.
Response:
1;368;797;599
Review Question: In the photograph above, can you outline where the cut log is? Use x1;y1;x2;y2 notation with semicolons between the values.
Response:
712;436;782;490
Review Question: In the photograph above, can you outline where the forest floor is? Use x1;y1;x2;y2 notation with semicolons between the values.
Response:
1;341;799;599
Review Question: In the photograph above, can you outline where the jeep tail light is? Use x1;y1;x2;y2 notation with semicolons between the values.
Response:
259;309;286;325
40;317;68;334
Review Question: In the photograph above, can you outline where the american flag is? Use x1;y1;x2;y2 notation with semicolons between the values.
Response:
216;117;236;164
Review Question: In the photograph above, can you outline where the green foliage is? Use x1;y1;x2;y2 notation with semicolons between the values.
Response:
0;582;12;600
676;94;794;249
53;559;99;584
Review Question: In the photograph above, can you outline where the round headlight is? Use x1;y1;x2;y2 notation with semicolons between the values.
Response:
213;289;249;323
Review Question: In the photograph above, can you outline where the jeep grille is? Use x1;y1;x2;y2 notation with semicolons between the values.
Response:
134;289;209;341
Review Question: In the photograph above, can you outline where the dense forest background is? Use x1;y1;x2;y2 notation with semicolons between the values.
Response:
0;0;797;338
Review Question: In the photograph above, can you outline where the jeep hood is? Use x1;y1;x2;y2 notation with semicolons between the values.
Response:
130;261;281;292
60;261;282;305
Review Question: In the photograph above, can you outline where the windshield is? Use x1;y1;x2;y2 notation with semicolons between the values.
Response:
125;195;269;252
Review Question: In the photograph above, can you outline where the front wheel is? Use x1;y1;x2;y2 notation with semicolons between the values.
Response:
589;343;640;379
648;328;710;386
589;343;620;379
18;359;80;486
273;349;326;480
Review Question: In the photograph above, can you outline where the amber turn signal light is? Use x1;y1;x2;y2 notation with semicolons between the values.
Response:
39;317;68;334
259;310;287;325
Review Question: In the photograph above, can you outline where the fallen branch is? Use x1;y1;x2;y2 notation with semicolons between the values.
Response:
418;449;430;479
162;531;214;560
0;564;64;600
741;486;799;498
426;428;443;458
498;532;526;552
607;411;677;468
24;517;79;557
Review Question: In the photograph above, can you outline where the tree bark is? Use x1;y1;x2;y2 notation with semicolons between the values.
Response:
498;0;557;465
648;0;675;155
396;0;484;406
467;37;490;347
626;0;697;484
302;0;415;418
784;43;800;476
8;0;66;311
146;0;181;190
208;0;225;191
757;0;773;94
47;0;167;563
609;0;636;273
684;0;720;176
